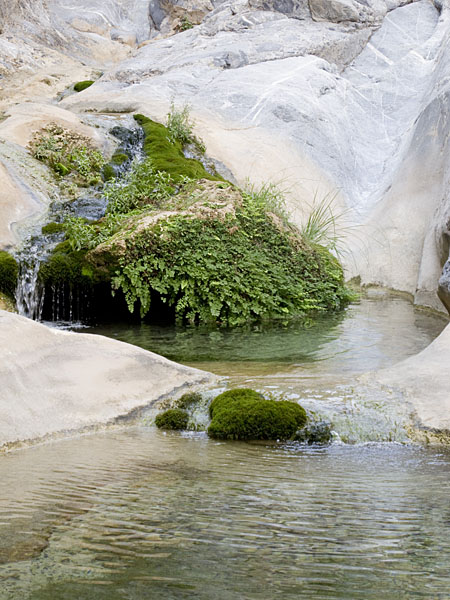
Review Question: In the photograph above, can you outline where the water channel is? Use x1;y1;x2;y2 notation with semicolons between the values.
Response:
1;293;450;598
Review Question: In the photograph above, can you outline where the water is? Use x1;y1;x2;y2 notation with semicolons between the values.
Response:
82;292;448;443
2;294;449;597
0;430;449;599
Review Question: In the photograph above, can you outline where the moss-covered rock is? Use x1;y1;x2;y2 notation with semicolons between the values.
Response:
0;251;18;297
111;152;129;166
176;391;203;409
155;408;189;430
207;388;307;441
42;222;65;235
102;164;116;181
294;421;332;445
134;114;219;182
38;241;103;287
74;80;94;92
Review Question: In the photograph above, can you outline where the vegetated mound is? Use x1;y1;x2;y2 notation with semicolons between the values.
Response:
155;408;189;430
207;388;307;441
37;112;352;326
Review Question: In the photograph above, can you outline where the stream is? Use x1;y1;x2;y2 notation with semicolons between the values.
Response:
1;293;450;598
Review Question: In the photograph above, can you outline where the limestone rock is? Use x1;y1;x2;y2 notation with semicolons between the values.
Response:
369;322;450;435
0;311;215;449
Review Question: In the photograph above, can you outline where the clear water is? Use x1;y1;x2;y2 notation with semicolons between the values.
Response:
2;293;450;598
83;292;448;443
0;430;450;599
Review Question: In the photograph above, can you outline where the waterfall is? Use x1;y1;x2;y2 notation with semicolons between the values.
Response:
15;258;45;320
14;233;50;321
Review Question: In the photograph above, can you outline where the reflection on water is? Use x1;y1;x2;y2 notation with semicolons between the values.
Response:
83;293;447;378
0;429;449;599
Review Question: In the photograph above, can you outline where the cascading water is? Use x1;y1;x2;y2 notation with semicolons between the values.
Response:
15;236;52;321
14;121;145;324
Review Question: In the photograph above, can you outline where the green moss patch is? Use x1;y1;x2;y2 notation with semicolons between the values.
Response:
42;222;65;235
110;152;129;166
176;391;203;410
0;251;18;297
207;388;307;441
74;80;94;92
134;114;218;182
155;408;189;430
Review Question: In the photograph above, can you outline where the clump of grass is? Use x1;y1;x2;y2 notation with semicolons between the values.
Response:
165;101;205;152
300;191;349;256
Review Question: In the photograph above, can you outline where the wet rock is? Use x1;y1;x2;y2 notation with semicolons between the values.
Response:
294;421;333;444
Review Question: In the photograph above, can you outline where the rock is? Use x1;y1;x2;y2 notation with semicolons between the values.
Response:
438;259;450;315
0;310;215;449
369;323;450;436
207;388;307;440
310;0;361;22
111;29;137;46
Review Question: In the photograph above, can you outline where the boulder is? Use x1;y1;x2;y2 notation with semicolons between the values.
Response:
0;311;215;449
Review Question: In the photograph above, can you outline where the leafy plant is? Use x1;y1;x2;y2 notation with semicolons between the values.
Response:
111;186;353;325
104;159;177;216
178;16;194;31
29;123;105;187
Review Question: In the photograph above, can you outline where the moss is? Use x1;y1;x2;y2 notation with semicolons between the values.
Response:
155;408;189;430
133;114;220;182
74;80;94;92
42;222;65;235
102;164;116;181
176;391;203;410
207;388;307;441
111;152;129;166
0;251;18;297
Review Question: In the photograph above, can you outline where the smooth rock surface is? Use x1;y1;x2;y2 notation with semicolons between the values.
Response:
0;311;215;449
369;322;450;435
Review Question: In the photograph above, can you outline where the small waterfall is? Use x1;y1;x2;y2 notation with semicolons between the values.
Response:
14;236;50;321
15;259;45;320
14;122;145;324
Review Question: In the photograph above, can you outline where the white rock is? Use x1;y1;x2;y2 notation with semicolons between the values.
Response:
0;311;215;449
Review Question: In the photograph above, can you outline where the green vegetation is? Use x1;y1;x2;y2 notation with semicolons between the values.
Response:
110;152;129;166
37;240;100;288
207;388;307;441
176;391;203;409
135;113;211;178
29;123;105;187
49;113;352;326
42;222;64;235
0;251;18;298
111;181;352;324
178;16;194;31
155;408;189;430
74;80;94;92
300;191;350;256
